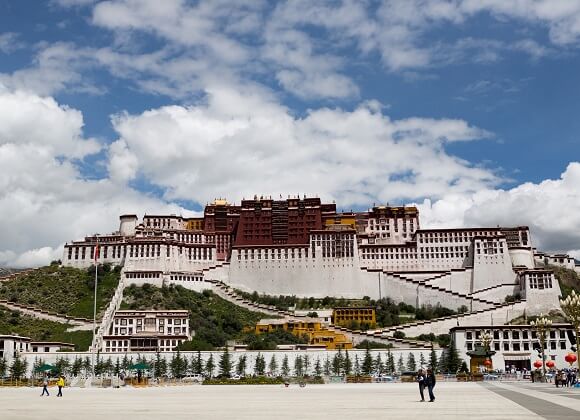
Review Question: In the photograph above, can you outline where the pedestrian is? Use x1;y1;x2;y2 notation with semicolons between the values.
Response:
56;375;65;397
426;368;436;402
40;375;49;396
416;368;426;402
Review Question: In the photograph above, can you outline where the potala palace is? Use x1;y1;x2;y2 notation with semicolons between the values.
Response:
62;196;575;320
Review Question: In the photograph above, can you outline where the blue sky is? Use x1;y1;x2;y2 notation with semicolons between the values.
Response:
0;0;579;266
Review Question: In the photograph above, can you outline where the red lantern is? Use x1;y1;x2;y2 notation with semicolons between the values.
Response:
484;359;492;367
565;353;577;365
546;360;555;369
533;360;543;369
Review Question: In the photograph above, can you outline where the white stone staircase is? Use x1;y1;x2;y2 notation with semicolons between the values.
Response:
90;272;126;352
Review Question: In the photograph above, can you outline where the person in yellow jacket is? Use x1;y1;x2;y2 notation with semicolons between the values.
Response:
56;375;65;397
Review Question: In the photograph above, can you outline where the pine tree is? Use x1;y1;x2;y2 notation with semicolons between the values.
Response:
354;355;361;376
343;351;352;375
407;353;416;371
445;339;462;374
429;347;438;370
332;351;343;375
281;355;290;376
254;353;266;376
314;358;322;377
83;357;92;377
294;355;304;377
205;354;215;378
170;351;187;378
236;355;247;376
437;351;447;373
419;352;426;368
10;354;27;380
192;351;203;375
154;352;163;378
268;355;278;376
397;354;405;373
121;354;130;371
158;357;168;378
386;350;395;374
302;355;310;376
362;347;373;375
0;357;7;378
113;358;121;376
323;356;331;376
218;348;232;378
374;353;384;375
72;357;83;377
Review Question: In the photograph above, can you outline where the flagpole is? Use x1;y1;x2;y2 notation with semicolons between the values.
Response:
91;240;99;377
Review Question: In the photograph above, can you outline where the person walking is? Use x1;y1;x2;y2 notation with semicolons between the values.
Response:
40;375;49;397
417;369;426;402
426;368;436;402
56;375;65;397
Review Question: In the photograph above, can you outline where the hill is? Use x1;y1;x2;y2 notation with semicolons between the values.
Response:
0;307;92;351
0;267;26;276
0;263;120;319
552;265;580;298
121;283;269;350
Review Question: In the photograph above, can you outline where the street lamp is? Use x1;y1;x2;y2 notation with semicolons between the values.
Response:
531;314;552;382
560;290;580;370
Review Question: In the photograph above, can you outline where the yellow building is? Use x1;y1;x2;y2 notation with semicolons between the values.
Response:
253;319;352;350
332;307;376;328
324;212;356;229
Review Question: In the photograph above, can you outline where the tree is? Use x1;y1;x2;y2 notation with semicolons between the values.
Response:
83;357;92;377
170;351;187;379
397;354;405;373
113;358;121;376
302;355;310;376
154;352;164;378
406;353;416;371
419;352;426;368
429;347;438;370
0;357;8;379
444;339;462;374
281;355;290;376
354;355;361;376
386;350;395;374
294;355;304;377
121;354;130;371
332;351;343;375
459;361;469;373
362;347;373;375
69;357;81;377
374;353;384;375
10;355;27;380
218;348;232;378
314;358;322;377
254;353;266;376
343;351;352;375
236;355;247;377
268;355;278;376
205;354;215;378
323;356;331;376
191;351;203;375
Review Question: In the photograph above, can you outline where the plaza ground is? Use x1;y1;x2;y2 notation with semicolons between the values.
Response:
1;382;580;420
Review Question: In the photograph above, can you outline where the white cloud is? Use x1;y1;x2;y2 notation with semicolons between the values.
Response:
0;32;24;54
110;86;497;207
0;87;191;268
418;162;580;256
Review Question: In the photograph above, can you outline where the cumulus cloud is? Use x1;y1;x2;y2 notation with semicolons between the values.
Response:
0;87;191;268
418;162;580;256
109;86;497;207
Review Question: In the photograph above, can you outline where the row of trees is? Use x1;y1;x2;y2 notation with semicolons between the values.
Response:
0;343;464;380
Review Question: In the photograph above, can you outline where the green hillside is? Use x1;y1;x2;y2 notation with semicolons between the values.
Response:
0;263;120;319
0;307;92;351
121;284;268;350
552;265;580;298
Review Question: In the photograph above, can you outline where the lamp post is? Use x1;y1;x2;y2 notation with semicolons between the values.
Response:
531;314;552;382
560;290;580;371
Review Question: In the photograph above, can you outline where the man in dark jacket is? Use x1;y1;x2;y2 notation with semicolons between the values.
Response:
426;369;436;402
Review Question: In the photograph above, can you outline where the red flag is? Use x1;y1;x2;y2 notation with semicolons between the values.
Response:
94;243;99;262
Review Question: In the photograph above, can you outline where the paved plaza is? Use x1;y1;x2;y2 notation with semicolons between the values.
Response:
1;382;580;420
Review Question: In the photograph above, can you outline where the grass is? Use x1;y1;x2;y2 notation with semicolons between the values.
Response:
0;307;92;351
121;283;268;350
0;263;120;318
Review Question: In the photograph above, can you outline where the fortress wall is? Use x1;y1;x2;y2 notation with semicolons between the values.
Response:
470;285;519;303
